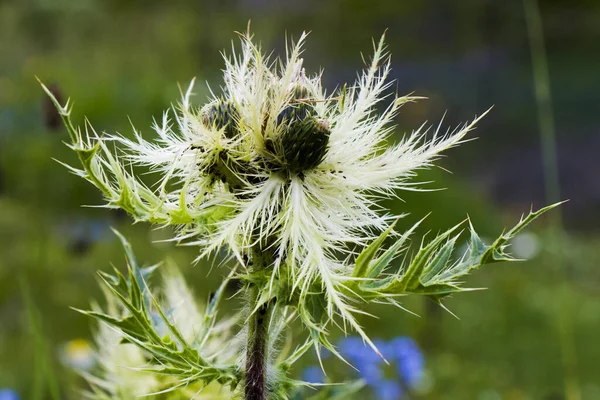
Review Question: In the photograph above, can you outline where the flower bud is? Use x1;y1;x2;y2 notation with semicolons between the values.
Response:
281;116;330;173
276;87;311;126
202;99;240;139
277;87;330;174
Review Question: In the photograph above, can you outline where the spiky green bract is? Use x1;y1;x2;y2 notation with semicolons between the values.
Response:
78;232;241;398
37;79;233;228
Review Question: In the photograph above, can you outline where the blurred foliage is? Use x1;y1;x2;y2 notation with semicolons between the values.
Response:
1;0;599;399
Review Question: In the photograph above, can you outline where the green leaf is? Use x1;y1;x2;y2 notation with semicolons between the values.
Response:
352;219;398;278
391;222;463;293
391;202;562;299
419;235;459;284
364;217;424;279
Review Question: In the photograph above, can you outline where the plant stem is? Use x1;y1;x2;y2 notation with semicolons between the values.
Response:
524;1;579;399
245;286;271;400
523;0;562;214
245;243;275;400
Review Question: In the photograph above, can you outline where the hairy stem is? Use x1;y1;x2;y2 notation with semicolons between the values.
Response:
245;244;275;400
245;287;272;400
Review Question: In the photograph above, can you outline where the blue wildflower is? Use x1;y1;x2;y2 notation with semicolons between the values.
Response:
302;366;325;384
337;336;424;400
389;337;424;387
338;336;380;365
374;380;403;400
0;389;20;400
360;360;383;385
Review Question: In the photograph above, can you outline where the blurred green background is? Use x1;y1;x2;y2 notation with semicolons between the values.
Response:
1;0;599;398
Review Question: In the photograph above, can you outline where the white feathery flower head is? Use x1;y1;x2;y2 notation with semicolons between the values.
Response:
117;32;485;316
41;30;490;354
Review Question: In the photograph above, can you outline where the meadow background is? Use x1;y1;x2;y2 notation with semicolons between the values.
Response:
1;0;599;398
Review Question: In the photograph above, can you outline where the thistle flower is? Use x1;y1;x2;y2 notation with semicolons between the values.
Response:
41;28;559;400
41;32;485;337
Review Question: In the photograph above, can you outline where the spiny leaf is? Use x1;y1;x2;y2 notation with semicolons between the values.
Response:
391;222;464;293
351;218;398;278
419;235;459;284
79;232;240;390
431;202;564;284
363;217;424;280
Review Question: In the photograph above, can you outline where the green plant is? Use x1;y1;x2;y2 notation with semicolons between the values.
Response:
40;30;558;399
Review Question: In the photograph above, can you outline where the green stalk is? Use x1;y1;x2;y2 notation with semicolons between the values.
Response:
20;215;61;400
523;0;561;212
523;1;579;399
19;273;61;400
